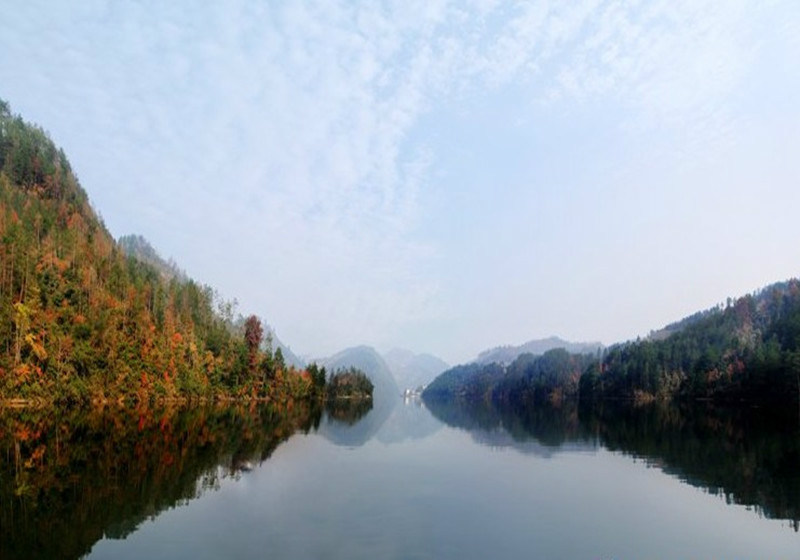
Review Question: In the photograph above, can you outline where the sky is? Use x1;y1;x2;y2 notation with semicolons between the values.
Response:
1;1;799;364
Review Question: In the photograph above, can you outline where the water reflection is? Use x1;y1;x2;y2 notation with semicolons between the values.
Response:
424;396;800;528
325;398;374;425
0;398;372;560
3;395;799;560
375;395;442;444
317;389;396;447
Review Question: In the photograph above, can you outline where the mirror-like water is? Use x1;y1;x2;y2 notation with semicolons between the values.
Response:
2;397;798;559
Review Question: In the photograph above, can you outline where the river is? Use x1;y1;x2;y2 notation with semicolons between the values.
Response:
2;396;798;559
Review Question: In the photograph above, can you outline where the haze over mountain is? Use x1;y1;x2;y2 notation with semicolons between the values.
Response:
383;348;448;391
475;337;602;366
316;345;446;446
319;346;399;399
316;345;400;447
118;234;187;282
264;329;305;370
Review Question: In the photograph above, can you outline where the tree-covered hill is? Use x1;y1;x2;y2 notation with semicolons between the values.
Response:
425;280;800;405
424;349;595;404
118;234;186;282
0;99;310;404
582;279;800;402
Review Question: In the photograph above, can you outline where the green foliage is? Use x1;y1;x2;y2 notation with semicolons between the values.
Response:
307;362;327;395
592;280;800;402
424;349;593;404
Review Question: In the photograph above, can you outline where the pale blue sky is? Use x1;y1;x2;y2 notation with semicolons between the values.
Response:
2;1;799;363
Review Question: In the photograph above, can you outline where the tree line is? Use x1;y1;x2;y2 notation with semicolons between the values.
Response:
425;279;800;406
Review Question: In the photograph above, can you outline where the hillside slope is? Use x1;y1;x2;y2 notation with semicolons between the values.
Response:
0;99;308;403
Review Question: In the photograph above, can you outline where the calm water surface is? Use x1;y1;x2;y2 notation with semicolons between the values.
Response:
2;398;799;559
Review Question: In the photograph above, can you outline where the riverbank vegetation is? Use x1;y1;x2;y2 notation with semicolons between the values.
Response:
325;367;374;400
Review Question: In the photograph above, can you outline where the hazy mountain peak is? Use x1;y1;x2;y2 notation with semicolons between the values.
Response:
475;336;603;366
383;348;449;390
320;346;399;398
119;234;186;282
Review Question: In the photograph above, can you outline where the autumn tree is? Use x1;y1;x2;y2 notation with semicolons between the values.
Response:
243;315;263;377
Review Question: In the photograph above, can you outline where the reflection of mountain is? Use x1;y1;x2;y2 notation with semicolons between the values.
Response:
318;346;400;446
0;404;320;560
375;397;443;444
423;396;800;527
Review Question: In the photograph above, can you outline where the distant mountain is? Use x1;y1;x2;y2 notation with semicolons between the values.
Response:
317;345;400;446
119;234;186;281
320;345;399;399
374;398;443;444
265;327;305;370
475;336;602;365
383;348;448;390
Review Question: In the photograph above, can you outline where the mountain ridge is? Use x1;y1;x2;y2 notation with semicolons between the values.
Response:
474;336;602;365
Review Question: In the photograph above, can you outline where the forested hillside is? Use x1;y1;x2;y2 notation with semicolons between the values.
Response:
425;280;800;405
582;280;800;402
0;99;314;404
424;349;595;404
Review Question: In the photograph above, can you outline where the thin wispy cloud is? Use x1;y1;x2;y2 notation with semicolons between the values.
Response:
1;0;797;362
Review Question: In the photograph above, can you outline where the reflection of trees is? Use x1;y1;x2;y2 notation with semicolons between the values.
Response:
423;396;800;528
587;401;800;530
423;397;589;448
325;398;373;426
0;402;322;560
